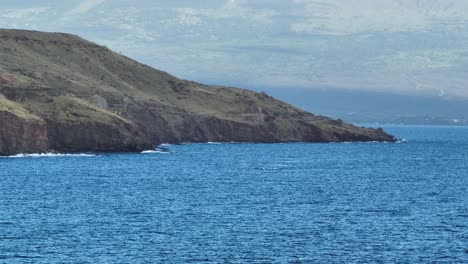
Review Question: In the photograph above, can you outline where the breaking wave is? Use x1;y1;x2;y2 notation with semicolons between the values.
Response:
6;153;96;158
141;149;170;154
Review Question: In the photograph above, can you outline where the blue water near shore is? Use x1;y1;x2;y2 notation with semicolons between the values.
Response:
0;125;467;263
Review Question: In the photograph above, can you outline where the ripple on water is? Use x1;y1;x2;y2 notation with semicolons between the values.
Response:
0;125;466;262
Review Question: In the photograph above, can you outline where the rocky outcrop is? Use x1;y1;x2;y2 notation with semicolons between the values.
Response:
0;29;396;155
0;98;48;155
46;120;153;153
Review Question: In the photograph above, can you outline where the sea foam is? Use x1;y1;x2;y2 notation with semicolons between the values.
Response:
6;153;96;158
141;149;169;154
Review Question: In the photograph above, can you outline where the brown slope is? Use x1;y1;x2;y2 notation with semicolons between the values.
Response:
0;29;395;155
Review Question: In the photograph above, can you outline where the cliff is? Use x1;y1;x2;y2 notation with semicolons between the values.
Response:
0;96;48;155
0;29;395;155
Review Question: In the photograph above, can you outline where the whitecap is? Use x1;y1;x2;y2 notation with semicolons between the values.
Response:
141;149;169;154
6;153;96;158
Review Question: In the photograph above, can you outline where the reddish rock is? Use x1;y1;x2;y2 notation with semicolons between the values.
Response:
0;111;48;155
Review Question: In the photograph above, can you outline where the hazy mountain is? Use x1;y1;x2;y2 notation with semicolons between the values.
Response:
266;88;468;125
1;0;468;98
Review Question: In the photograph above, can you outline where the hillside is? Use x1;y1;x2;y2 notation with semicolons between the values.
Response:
0;29;395;155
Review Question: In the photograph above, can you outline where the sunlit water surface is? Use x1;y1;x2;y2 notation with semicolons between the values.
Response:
1;126;467;263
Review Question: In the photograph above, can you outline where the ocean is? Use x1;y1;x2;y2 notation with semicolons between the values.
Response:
0;126;467;263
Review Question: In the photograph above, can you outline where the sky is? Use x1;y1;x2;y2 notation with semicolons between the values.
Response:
1;0;468;98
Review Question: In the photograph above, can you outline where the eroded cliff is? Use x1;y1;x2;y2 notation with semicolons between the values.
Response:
0;97;48;155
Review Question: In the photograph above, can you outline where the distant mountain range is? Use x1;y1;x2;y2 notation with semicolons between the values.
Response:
266;88;468;126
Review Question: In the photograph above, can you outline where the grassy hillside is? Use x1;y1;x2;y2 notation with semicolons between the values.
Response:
0;96;42;120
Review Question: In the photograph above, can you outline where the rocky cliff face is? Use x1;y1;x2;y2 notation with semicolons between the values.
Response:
0;98;48;155
0;29;395;155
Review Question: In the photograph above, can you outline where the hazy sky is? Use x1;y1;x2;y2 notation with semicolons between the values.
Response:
1;0;468;98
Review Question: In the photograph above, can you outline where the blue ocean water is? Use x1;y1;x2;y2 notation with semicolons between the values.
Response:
0;126;467;263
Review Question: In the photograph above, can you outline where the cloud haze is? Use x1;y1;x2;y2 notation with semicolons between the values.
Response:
291;0;468;35
0;0;467;98
67;0;106;16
